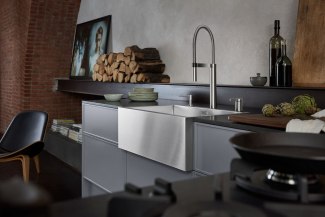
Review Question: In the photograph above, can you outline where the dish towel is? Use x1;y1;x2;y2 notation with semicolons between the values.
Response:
311;109;325;118
286;118;325;133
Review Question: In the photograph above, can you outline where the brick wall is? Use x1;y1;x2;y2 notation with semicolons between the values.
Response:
0;0;87;133
0;0;25;130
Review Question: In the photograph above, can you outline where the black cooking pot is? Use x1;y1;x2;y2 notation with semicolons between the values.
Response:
230;132;325;174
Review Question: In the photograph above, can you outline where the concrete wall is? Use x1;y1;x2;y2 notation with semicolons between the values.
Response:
77;0;298;85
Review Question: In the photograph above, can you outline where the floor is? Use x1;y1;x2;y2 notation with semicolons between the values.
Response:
0;151;81;203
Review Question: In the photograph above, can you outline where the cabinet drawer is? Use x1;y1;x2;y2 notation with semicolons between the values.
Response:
83;103;118;143
126;153;192;187
194;123;249;174
83;135;126;192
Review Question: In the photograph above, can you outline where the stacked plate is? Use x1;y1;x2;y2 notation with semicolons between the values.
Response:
128;88;158;101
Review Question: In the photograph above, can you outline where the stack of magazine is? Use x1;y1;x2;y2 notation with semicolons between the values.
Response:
51;119;82;143
68;124;82;143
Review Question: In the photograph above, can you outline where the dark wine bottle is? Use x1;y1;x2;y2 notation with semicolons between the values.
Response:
269;20;284;86
275;40;292;87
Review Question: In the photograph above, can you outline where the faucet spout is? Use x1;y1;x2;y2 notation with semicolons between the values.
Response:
192;25;217;109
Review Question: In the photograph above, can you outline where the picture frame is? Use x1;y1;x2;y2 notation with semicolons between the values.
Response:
69;15;111;79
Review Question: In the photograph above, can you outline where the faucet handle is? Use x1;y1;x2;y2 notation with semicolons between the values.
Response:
188;94;193;107
180;94;193;106
193;63;210;68
229;98;243;112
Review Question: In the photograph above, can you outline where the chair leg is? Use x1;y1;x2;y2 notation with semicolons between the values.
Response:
20;155;30;183
33;155;40;174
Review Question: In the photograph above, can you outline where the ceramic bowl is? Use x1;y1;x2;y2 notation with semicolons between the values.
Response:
104;94;123;102
133;87;154;93
250;73;267;86
128;92;158;101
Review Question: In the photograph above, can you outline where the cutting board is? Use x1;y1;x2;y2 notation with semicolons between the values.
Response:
228;114;325;129
293;0;325;87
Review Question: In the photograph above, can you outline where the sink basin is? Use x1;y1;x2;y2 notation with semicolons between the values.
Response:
128;105;238;117
118;105;240;171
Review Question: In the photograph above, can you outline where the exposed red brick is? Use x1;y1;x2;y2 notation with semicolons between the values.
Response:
0;0;82;132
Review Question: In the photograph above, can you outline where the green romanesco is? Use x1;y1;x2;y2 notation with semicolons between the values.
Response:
277;102;295;116
291;94;317;115
262;104;276;117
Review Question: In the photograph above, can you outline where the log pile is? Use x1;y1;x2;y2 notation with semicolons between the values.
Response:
92;45;170;83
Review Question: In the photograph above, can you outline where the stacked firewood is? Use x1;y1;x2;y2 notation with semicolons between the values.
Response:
92;45;170;83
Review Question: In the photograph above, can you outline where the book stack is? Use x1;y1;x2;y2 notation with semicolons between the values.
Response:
51;119;83;143
51;119;75;135
68;124;82;143
59;125;70;137
52;119;75;125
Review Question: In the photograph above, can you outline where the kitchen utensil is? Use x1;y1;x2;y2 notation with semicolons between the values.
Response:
230;132;325;174
293;0;325;87
228;114;325;129
104;94;123;101
229;114;293;128
250;73;267;86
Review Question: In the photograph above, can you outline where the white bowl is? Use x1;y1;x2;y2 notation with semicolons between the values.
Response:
104;94;123;102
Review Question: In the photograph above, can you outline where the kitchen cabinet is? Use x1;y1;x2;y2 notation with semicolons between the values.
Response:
194;122;250;175
82;134;126;196
82;102;126;197
82;101;192;197
83;103;118;142
126;152;192;187
82;101;256;197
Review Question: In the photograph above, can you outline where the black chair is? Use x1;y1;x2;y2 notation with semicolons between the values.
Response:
0;111;48;182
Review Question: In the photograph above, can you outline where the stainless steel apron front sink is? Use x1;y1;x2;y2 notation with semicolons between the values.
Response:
118;105;239;171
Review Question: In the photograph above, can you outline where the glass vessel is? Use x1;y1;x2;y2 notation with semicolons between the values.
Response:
269;20;284;86
275;40;292;87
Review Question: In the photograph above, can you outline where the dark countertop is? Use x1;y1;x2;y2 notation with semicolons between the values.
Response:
50;175;216;217
83;99;282;133
194;115;282;132
49;171;325;217
82;98;189;108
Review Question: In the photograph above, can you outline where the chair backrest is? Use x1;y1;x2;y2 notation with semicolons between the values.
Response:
0;111;48;152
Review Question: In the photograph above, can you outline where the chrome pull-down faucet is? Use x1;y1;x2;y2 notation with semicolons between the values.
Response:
192;25;217;109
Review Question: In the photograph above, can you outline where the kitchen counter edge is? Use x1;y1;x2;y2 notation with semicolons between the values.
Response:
82;99;281;133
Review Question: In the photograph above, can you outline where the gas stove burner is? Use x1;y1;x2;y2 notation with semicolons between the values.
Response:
235;170;325;203
230;158;325;203
161;201;281;217
265;169;319;186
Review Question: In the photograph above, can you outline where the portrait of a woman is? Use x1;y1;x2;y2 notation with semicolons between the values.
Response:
88;21;108;77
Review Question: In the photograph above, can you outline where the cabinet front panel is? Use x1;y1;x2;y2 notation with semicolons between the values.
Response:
126;153;192;187
83;104;118;143
194;123;249;174
83;135;126;192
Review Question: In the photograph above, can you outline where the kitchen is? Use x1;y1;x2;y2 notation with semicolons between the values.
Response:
1;0;325;216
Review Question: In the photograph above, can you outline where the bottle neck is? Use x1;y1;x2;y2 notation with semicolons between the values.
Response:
281;42;287;56
274;27;280;36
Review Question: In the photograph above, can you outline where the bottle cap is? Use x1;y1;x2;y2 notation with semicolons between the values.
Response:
274;20;280;29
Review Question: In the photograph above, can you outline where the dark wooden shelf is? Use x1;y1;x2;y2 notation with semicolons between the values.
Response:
55;79;325;108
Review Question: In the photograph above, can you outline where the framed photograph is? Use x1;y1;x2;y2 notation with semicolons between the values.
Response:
70;15;111;79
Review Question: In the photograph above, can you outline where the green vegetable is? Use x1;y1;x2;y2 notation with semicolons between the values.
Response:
277;102;295;116
262;104;276;117
304;106;318;115
291;94;317;115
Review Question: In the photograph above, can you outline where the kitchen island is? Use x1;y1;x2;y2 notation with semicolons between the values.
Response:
81;99;281;197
